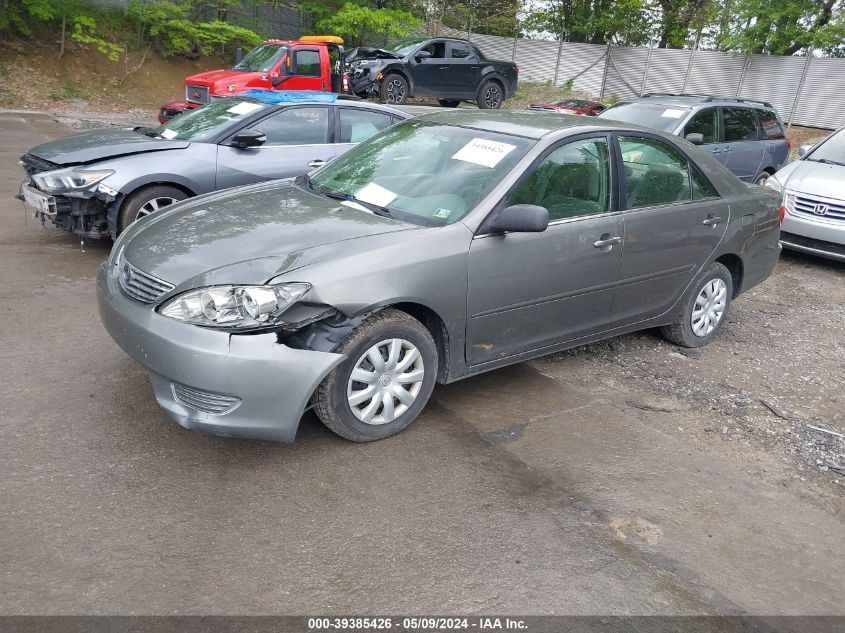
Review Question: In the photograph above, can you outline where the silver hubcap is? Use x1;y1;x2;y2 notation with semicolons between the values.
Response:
691;278;727;337
346;338;425;425
483;85;501;108
135;196;178;221
385;79;405;103
757;174;769;186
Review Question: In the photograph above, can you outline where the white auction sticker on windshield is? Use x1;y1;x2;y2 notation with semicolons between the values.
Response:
160;129;178;139
227;101;263;116
451;138;517;168
661;108;686;118
356;182;397;207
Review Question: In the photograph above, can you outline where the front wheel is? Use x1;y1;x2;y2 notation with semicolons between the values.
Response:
476;80;504;109
661;262;733;348
117;185;188;235
755;171;772;186
379;73;409;105
313;308;438;442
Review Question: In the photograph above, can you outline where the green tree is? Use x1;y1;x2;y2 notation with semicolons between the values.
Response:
720;0;845;55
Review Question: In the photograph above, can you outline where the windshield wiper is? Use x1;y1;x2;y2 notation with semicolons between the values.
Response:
298;176;392;216
810;157;845;167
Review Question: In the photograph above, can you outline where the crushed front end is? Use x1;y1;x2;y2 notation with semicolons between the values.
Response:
18;153;119;240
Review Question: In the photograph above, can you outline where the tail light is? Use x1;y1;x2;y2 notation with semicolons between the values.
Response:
778;204;786;224
342;73;349;93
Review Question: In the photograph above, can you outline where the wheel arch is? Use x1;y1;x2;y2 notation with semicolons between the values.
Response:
108;179;199;238
714;253;744;298
381;65;414;94
388;301;450;383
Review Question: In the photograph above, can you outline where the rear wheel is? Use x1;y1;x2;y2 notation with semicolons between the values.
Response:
476;80;504;109
379;73;409;105
313;308;438;442
755;171;772;186
117;185;187;235
438;99;461;108
661;262;733;348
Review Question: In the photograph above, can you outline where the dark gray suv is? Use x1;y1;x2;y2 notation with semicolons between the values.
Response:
599;94;790;185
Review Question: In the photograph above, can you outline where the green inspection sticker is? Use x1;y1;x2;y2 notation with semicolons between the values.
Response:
433;208;452;219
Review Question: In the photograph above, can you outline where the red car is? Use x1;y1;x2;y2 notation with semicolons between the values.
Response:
528;98;605;116
158;36;348;123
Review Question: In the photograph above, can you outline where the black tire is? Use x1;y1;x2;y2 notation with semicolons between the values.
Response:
476;80;504;109
661;262;733;348
379;73;409;105
755;171;772;186
438;99;461;108
117;185;188;235
313;308;438;442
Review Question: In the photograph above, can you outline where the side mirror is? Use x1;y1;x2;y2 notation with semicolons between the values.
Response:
685;133;704;145
231;129;266;148
490;204;549;234
798;144;813;158
415;50;432;61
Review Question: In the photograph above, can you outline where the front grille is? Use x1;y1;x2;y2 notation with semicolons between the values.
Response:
118;261;174;304
20;154;59;178
172;383;241;415
781;231;845;257
185;84;210;104
786;192;845;222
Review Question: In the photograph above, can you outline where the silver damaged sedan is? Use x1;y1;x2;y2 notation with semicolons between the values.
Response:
98;111;782;443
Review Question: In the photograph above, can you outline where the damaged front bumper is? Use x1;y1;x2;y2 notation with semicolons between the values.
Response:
18;180;119;240
96;264;345;442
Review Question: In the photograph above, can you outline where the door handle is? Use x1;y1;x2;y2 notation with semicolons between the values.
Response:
723;146;732;153
593;235;622;248
307;159;326;169
711;148;721;154
702;215;723;226
439;66;449;70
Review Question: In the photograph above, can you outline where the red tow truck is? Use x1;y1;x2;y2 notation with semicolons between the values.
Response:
158;35;348;123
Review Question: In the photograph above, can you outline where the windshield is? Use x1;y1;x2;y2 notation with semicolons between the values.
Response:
382;37;428;56
806;128;845;165
232;44;287;72
310;119;533;226
557;99;591;108
598;103;691;132
150;98;270;142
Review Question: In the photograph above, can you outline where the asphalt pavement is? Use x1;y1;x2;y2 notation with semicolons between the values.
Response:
0;112;842;617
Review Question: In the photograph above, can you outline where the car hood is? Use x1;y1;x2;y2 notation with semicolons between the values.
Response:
121;181;415;288
185;69;261;93
346;47;400;62
775;159;845;199
27;128;190;165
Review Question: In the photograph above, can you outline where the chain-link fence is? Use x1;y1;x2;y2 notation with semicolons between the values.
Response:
449;27;843;129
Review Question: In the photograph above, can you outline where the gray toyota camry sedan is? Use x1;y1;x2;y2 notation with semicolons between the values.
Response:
98;111;782;443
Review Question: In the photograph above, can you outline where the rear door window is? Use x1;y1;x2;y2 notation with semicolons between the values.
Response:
339;108;394;143
619;136;692;208
449;42;473;58
723;107;759;142
755;109;785;139
683;107;719;144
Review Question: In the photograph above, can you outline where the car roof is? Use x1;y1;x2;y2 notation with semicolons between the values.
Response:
229;91;409;117
412;110;659;139
629;93;776;110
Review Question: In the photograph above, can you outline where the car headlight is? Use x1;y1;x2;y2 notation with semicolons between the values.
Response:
33;167;114;194
159;283;311;329
764;176;783;195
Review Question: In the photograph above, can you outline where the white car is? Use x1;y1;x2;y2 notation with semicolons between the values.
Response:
766;127;845;261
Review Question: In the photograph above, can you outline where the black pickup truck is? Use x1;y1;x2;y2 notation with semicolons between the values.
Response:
347;36;518;109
